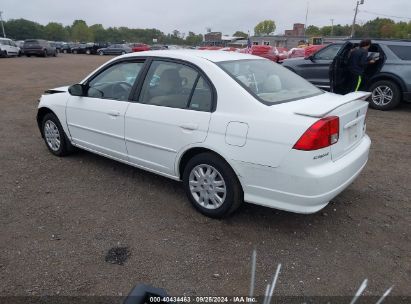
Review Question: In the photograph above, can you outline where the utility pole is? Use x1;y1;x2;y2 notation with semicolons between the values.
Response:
330;19;334;36
303;2;309;41
0;11;6;38
350;0;364;38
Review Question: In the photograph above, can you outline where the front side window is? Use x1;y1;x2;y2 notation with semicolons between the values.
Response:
86;61;144;101
218;59;323;105
139;60;213;111
314;44;342;60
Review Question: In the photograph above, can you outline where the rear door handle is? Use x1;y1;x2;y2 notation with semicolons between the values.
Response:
107;110;121;117
180;123;198;131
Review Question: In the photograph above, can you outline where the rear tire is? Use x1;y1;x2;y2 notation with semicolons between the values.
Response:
182;153;243;218
43;49;48;57
86;49;91;55
368;80;401;111
41;113;75;157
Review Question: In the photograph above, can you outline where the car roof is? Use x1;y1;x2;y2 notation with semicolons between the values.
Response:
122;50;258;63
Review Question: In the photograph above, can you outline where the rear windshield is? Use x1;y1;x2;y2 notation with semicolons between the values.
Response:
388;45;411;61
217;59;323;105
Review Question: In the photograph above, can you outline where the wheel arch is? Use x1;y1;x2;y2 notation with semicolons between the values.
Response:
36;107;57;137
368;73;406;93
177;146;243;188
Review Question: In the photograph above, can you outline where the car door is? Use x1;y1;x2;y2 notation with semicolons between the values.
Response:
330;42;354;94
66;60;145;160
299;44;343;88
125;59;214;177
111;45;120;55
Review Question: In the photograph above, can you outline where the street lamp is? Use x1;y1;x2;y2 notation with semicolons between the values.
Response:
350;0;364;38
0;11;6;38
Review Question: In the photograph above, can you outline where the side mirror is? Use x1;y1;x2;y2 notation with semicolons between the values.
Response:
305;55;314;61
68;84;86;96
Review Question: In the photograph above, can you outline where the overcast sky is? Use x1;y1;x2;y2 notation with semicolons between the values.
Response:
1;0;410;35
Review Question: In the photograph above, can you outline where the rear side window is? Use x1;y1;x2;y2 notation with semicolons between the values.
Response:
139;60;213;111
388;45;411;60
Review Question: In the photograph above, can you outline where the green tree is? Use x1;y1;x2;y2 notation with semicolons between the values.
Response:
70;20;93;42
185;31;203;46
254;20;276;36
305;25;321;36
4;19;44;40
44;22;68;41
320;26;332;36
89;24;106;42
233;31;248;38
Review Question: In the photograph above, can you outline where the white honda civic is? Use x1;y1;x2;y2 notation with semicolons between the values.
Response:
37;50;371;218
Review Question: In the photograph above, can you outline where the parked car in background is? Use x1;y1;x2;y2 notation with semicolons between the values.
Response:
71;43;88;54
150;44;168;50
97;44;132;55
129;43;150;52
283;39;411;110
282;43;343;89
274;47;289;62
36;50;371;218
0;38;21;57
23;39;57;57
287;48;306;59
61;43;74;53
50;42;63;53
238;45;279;62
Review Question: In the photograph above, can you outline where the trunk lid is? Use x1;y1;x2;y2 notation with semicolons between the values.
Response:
292;91;370;160
293;91;370;118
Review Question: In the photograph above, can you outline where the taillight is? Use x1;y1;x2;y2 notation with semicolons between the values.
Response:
293;116;340;151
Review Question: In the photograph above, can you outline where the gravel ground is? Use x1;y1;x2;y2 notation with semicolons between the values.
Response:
0;54;410;299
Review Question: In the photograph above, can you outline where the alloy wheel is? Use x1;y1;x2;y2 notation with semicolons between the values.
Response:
372;85;393;106
189;164;227;209
44;120;61;152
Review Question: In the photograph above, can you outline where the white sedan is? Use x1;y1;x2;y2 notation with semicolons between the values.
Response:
37;50;371;218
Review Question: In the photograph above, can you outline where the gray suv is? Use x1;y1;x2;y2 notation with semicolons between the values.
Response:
282;39;411;110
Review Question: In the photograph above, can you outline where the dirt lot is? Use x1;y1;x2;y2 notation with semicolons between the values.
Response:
0;54;410;300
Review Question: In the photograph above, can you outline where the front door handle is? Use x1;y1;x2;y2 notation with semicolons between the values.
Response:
107;110;121;117
180;123;198;131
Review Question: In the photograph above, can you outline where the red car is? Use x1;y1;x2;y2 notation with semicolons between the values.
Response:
130;43;150;52
304;44;326;57
238;45;279;62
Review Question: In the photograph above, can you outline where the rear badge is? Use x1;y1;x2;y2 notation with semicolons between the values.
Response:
313;152;329;160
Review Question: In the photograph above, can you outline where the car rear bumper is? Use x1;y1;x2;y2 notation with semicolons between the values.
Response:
234;135;371;214
24;49;43;55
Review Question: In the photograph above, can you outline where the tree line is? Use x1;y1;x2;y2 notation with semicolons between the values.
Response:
2;19;204;45
3;17;411;46
305;18;411;39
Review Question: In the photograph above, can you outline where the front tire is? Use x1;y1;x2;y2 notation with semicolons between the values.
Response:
182;153;243;218
41;113;74;156
368;80;401;111
99;50;104;56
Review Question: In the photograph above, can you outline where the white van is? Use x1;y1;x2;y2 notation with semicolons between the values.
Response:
0;38;21;57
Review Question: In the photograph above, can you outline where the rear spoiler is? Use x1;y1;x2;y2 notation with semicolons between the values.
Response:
294;91;371;118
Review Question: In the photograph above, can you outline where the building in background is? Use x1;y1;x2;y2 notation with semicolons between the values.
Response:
284;23;305;37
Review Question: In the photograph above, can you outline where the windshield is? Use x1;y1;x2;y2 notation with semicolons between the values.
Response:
218;59;323;105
